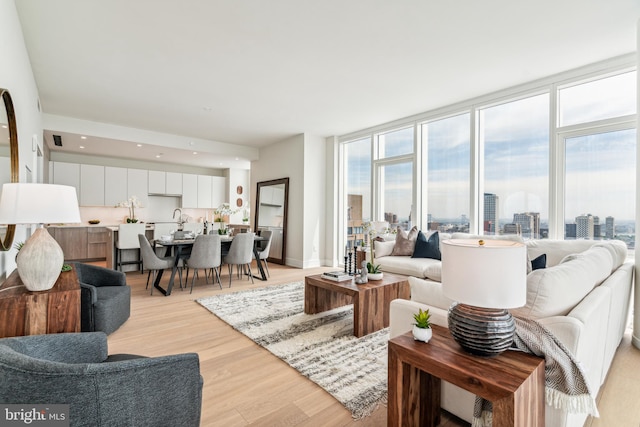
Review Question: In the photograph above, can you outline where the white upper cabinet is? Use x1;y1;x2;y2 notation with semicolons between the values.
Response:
166;172;182;195
197;175;212;208
182;173;198;208
104;166;127;206
148;170;166;194
52;162;80;202
127;168;149;208
80;164;105;206
211;176;225;208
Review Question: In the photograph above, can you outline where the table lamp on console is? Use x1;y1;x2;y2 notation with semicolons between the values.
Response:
441;238;526;357
0;183;81;292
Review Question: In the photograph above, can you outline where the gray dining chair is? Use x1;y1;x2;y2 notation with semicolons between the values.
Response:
138;234;181;294
184;235;222;293
223;232;255;287
253;230;273;278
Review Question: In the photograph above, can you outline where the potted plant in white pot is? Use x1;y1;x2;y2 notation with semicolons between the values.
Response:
412;308;432;342
366;262;383;280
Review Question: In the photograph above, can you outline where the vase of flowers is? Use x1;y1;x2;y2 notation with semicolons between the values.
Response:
214;202;238;235
116;196;142;223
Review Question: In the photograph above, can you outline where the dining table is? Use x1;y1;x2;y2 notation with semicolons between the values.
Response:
152;235;269;296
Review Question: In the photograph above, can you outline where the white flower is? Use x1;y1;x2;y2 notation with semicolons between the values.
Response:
214;202;238;217
116;196;143;219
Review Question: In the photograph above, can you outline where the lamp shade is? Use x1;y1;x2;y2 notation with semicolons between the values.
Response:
441;238;526;309
0;183;81;224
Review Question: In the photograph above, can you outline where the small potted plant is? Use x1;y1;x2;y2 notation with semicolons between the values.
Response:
412;308;432;342
366;262;383;280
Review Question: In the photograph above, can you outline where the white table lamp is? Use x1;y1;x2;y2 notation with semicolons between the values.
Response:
0;183;81;291
441;238;526;357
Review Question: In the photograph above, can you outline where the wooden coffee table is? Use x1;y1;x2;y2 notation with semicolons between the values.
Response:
304;272;409;337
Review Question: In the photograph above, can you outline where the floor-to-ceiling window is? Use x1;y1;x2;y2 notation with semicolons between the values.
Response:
558;71;636;246
421;113;471;233
344;137;372;248
339;60;636;258
374;127;414;230
479;94;550;238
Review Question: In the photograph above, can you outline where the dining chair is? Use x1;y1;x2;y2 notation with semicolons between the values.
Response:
252;230;273;278
115;223;146;272
138;234;181;294
184;235;222;293
222;232;255;287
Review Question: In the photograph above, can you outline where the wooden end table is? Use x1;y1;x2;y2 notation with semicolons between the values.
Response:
0;267;81;338
388;325;545;427
304;272;409;337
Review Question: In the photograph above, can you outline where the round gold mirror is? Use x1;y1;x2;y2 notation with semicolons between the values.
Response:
0;88;19;251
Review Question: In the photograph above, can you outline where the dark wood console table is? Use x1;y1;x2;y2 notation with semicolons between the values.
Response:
388;325;545;427
0;267;81;338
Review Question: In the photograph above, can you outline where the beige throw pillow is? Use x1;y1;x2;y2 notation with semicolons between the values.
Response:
390;226;418;256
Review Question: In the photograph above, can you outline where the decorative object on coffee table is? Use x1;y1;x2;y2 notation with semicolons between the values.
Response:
441;238;526;357
0;183;81;292
412;308;432;342
355;260;368;284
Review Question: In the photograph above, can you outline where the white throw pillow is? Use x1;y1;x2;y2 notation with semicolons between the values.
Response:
374;240;395;258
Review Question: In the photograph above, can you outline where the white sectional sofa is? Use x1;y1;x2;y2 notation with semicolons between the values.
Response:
386;234;634;427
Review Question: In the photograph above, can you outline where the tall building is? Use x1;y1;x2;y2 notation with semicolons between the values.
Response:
484;193;499;234
576;214;595;239
513;212;540;239
606;216;615;239
565;223;577;239
503;223;521;235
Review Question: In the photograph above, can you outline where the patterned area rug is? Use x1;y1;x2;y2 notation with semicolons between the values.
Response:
196;281;388;419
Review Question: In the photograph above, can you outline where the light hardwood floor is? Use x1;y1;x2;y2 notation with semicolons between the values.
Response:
105;261;640;427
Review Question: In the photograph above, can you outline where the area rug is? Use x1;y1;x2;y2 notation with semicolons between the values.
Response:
196;281;388;419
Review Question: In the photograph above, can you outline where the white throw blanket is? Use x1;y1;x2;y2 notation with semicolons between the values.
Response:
472;316;599;427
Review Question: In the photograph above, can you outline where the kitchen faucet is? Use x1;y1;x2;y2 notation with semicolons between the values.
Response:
173;208;184;226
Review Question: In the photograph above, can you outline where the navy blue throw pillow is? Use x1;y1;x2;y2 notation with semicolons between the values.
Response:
412;230;441;260
531;253;546;270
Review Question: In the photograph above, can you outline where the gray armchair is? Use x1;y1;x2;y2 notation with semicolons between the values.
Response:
73;262;131;335
0;332;203;426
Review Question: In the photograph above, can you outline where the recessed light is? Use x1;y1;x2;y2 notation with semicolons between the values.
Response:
79;145;85;149
155;153;163;158
136;144;142;148
192;151;198;155
1;125;6;129
80;136;87;140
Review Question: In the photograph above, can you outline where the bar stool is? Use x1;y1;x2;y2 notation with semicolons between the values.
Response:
115;223;145;272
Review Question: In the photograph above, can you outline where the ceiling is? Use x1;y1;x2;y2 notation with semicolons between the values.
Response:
15;0;640;169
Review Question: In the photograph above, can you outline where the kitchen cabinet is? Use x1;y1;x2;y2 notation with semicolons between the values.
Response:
211;176;225;208
104;166;127;206
52;162;80;201
182;173;198;208
166;172;182;195
87;227;108;259
50;227;88;261
80;164;105;206
128;168;148;207
197;175;212;208
148;170;166;194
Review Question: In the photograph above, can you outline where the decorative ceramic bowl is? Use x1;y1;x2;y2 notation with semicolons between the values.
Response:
88;219;100;224
368;272;383;281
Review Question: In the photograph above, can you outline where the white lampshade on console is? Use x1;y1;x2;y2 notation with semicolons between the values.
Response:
441;238;526;357
0;183;81;291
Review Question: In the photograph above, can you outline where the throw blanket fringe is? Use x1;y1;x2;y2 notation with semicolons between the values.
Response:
472;317;599;426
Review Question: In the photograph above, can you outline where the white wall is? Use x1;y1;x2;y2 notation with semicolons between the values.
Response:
251;134;304;267
226;168;250;224
302;134;326;268
0;0;43;279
